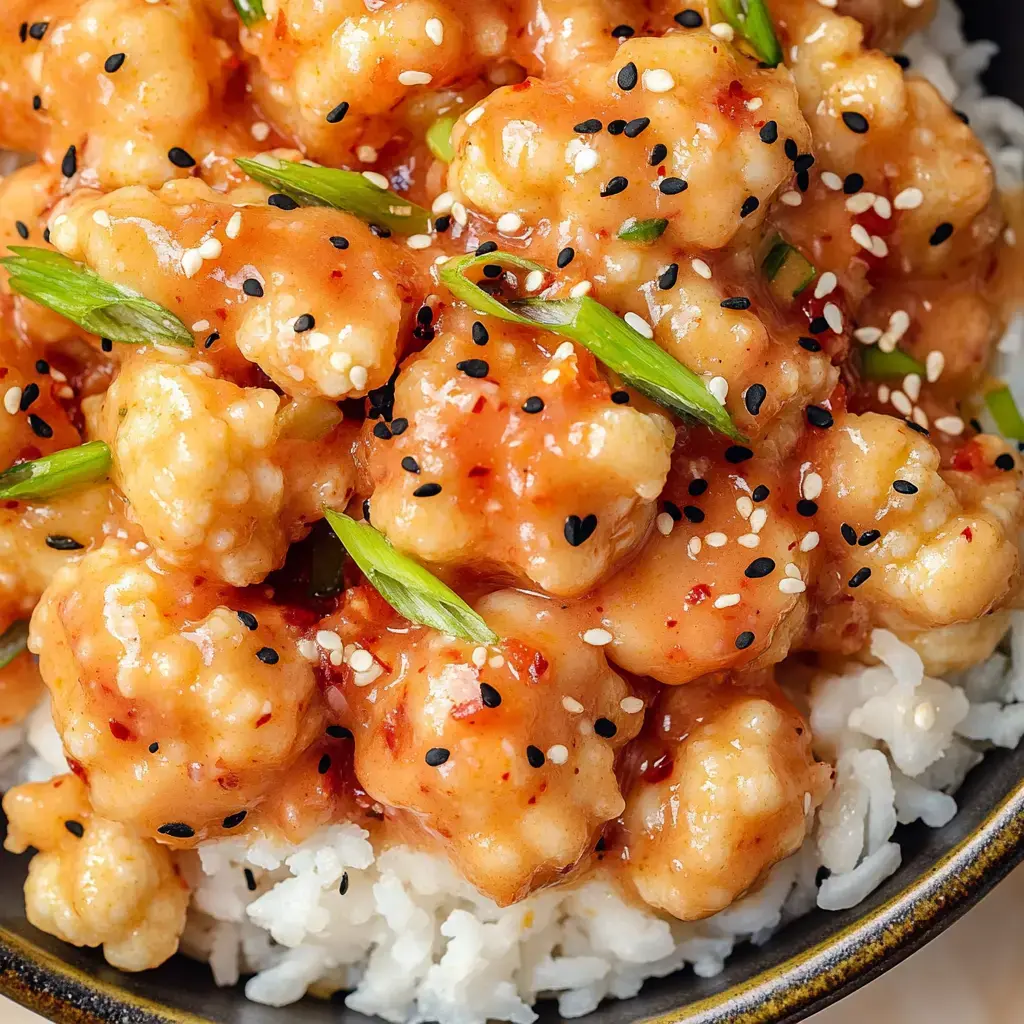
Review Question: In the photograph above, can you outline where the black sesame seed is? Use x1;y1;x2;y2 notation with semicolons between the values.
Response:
369;225;391;238
318;754;332;774
64;820;84;838
482;264;503;278
390;417;408;435
607;119;626;135
623;116;650;138
611;390;629;404
45;535;83;551
158;822;196;839
435;215;451;233
682;481;706;501
809;316;829;334
522;396;544;414
29;414;52;438
759;121;779;145
149;742;159;753
657;262;679;290
222;810;247;829
564;513;598;546
971;418;984;434
19;382;39;410
905;419;929;436
664;501;682;521
735;631;756;650
725;445;754;464
611;24;635;38
841;522;857;546
806;405;834;429
339;872;350;895
101;338;114;352
848;567;872;588
480;682;502;708
476;240;499;256
256;646;279;664
243;278;264;297
324;726;352;741
796;170;810;193
649;143;668;166
929;222;954;246
659;177;688;195
415;307;433;327
35;359;49;374
373;422;393;440
594;717;617;738
675;9;703;27
526;745;546;767
799;336;822;352
601;176;629;197
204;331;220;349
31;93;41;110
471;321;489;345
268;192;299;210
793;153;815;174
683;505;705;523
893;54;911;69
842;111;870;134
740;195;759;218
330;235;350;249
457;358;489;379
996;453;1015;471
414;483;442;497
28;22;48;40
168;146;196;168
784;138;798;160
797;499;818;517
236;610;258;630
617;62;638;90
104;53;126;73
858;529;881;546
721;296;751;310
401;456;421;474
244;868;257;891
843;173;864;194
19;23;27;42
293;313;315;333
61;144;77;178
745;557;776;579
557;246;575;268
42;227;49;243
892;479;918;495
425;747;450;767
574;118;603;134
751;484;770;502
326;101;349;124
745;383;767;415
15;220;28;240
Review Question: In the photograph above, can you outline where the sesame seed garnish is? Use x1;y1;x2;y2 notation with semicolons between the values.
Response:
29;414;52;438
496;212;522;234
934;415;964;435
823;302;843;333
338;871;350;896
524;269;545;292
821;172;843;191
740;196;759;218
316;753;332;774
61;145;77;178
569;281;592;298
725;445;753;464
583;628;613;646
841;111;869;133
563;696;585;714
623;116;651;138
658;263;679;290
624;311;653;338
168;146;196;169
814;272;838;300
616;62;638;90
797;499;818;517
557;247;575;268
641;69;675;95
929;222;954;246
45;535;83;551
480;682;502;708
851;223;874;251
709;376;729;404
689;479;708;496
802;472;823;500
413;483;442;497
799;337;821;352
800;531;819;552
784;139;798;160
526;745;546;767
691;258;712;279
457;358;488;378
398;70;432;85
806;406;833;429
326;725;353;739
737;534;759;548
780;191;802;207
683;505;705;523
401;456;420;474
793;153;815;174
244;868;257;891
564;513;598;546
268;193;299;211
659;176;688;195
858;529;880;546
996;453;1015;471
893;187;923;210
656;512;674;535
425;747;450;767
28;21;49;40
222;810;247;829
64;820;84;838
149;742;159;753
592;717;616;739
391;418;408;435
675;9;703;26
736;496;753;519
892;479;918;495
15;220;28;240
721;296;751;311
291;314;315;334
649;143;668;166
744;557;776;579
759;121;779;144
607;119;626;135
848;567;871;588
714;593;740;609
779;578;806;594
158;822;196;839
710;22;735;40
243;278;264;298
18;382;38;410
735;631;755;649
601;176;629;197
706;532;728;547
522;396;544;414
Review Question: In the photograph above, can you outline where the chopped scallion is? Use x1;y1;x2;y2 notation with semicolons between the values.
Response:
426;116;457;163
0;441;111;502
761;236;816;299
986;386;1024;440
716;0;783;67
0;621;29;671
618;218;669;245
232;0;266;26
860;345;926;379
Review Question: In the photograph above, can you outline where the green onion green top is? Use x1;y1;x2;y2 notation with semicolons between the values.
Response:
0;441;111;502
761;236;816;298
986;386;1024;441
324;509;499;644
235;157;431;235
0;621;29;671
618;218;669;245
426;116;458;163
860;345;926;380
716;0;783;67
232;0;266;27
439;251;743;440
1;248;193;347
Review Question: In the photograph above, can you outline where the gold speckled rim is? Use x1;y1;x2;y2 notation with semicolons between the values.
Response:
1;771;1024;1024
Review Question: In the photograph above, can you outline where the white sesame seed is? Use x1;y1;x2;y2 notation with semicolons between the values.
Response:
870;235;889;258
349;649;374;673
878;384;890;404
569;280;592;298
496;212;522;234
850;223;874;251
3;387;22;415
349;365;368;390
903;373;921;402
583;628;613;647
925;350;945;383
912;406;929;429
708;376;728;404
913;700;936;730
297;639;319;661
691;258;712;279
553;341;575;362
562;696;585;714
888;310;911;340
642;68;675;93
800;531;819;552
181;249;203;278
823;302;843;333
620;696;644;714
524;269;545;292
197;237;222;260
251;121;271;142
489;655;504;669
316;629;343;651
802;471;823;500
362;170;390;190
779;577;807;594
541;368;561;384
779;191;803;207
656;512;675;536
432;191;454;215
705;532;728;547
225;211;242;239
749;507;767;534
934;415;964;436
890;390;913;416
687;536;702;556
398;70;432;86
893;186;924;210
547;744;569;765
736;496;753;519
737;533;760;548
92;210;111;228
465;106;484;126
745;97;763;112
1005;226;1017;247
451;201;468;226
330;649;344;666
873;195;892;220
472;646;488;668
854;326;883;345
846;192;877;215
821;171;843;191
357;145;379;163
425;16;444;44
191;320;210;333
573;147;600;174
710;22;735;40
407;233;432;250
624;311;653;338
785;563;801;579
814;272;837;300
713;593;741;608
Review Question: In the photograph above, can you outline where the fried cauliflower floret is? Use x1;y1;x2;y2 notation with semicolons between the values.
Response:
0;646;44;728
96;356;354;585
587;448;813;686
0;0;234;190
30;541;325;840
809;413;1022;628
623;673;831;921
832;0;935;48
49;177;408;397
449;32;811;254
3;774;190;970
331;588;643;905
358;308;673;596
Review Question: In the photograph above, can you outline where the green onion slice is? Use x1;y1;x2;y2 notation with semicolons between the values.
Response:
0;248;193;347
426;116;457;163
860;345;926;380
986;386;1024;440
439;251;743;439
762;236;816;299
716;0;783;67
0;441;111;502
235;157;431;236
0;621;29;671
232;0;266;26
618;218;668;245
324;509;498;644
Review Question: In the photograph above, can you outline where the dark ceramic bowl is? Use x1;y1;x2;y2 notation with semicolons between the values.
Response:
4;2;1024;1021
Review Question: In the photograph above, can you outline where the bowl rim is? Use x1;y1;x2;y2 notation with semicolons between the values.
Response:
2;773;1023;1024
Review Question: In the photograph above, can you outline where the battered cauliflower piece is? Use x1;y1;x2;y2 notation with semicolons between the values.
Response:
359;308;673;596
3;773;190;971
623;673;831;921
30;541;325;841
97;356;354;585
449;32;811;254
48;177;408;398
808;413;1022;629
330;588;643;905
0;0;236;190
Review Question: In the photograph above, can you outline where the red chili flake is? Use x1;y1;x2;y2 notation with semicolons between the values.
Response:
962;526;974;542
108;719;132;741
503;639;549;683
67;757;88;783
217;772;240;790
685;583;711;604
665;617;678;628
382;702;408;753
471;395;486;413
451;697;483;720
643;752;674;784
501;771;510;781
255;712;272;727
512;79;532;92
716;79;754;120
952;438;988;473
468;465;490;478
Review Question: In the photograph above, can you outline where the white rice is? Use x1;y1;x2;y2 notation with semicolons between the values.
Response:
8;2;1024;1020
